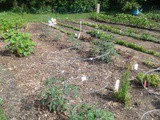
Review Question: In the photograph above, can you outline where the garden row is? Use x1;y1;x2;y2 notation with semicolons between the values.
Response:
0;18;116;120
48;23;160;107
69;20;160;43
87;30;160;58
53;22;160;58
145;13;160;22
91;13;160;31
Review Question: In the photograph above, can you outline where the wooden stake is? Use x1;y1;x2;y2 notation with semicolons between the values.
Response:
97;4;100;13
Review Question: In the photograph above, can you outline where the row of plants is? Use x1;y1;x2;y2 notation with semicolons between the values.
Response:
145;13;160;22
91;13;160;31
87;30;160;58
40;77;114;120
49;22;160;58
70;20;160;43
51;24;117;63
58;22;81;31
46;22;155;108
0;18;35;57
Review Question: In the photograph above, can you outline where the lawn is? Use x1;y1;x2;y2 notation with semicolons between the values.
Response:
0;12;92;22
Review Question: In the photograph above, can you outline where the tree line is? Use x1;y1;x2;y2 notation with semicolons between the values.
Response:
0;0;159;13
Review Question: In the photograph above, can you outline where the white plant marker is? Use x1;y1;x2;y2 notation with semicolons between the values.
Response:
97;4;100;13
61;70;65;74
90;58;93;60
81;76;87;82
78;21;82;39
132;62;138;71
75;33;78;38
114;79;120;92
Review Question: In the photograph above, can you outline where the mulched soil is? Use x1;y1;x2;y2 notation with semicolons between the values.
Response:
0;22;160;120
86;19;160;38
60;20;160;54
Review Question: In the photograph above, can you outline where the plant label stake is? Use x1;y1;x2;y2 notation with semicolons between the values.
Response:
78;21;82;39
132;62;138;71
97;4;100;13
114;79;120;92
81;76;87;82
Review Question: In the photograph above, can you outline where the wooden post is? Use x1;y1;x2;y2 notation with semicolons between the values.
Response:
97;4;100;13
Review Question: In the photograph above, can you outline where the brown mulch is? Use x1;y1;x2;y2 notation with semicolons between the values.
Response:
0;22;159;120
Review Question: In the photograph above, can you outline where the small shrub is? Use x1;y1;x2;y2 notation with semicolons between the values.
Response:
115;70;131;106
137;73;160;87
40;77;80;114
70;103;114;120
2;30;35;57
89;30;117;63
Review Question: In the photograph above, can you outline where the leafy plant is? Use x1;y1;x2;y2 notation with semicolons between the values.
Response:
40;77;80;114
2;30;35;57
115;70;131;106
0;18;24;33
137;73;160;87
69;103;114;120
71;20;160;43
89;30;116;63
58;22;81;31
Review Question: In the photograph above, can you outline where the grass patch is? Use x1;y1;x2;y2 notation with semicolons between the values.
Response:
0;108;8;120
0;99;8;120
0;12;92;23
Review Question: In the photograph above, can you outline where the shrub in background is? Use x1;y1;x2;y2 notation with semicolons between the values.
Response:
70;0;97;13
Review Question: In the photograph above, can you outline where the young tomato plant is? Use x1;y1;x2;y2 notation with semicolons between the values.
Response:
40;77;80;114
89;30;117;63
69;103;114;120
2;30;35;57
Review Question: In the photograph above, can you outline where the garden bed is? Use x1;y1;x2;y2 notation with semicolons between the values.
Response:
0;22;160;120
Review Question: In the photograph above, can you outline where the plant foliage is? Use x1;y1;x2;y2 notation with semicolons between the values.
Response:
2;30;35;57
137;73;160;87
115;70;131;106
